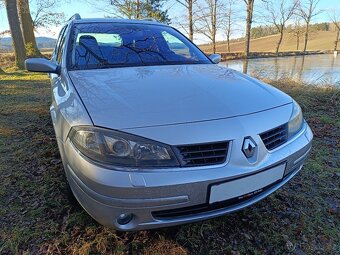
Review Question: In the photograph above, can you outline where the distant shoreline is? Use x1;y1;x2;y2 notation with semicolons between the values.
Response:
0;50;337;68
212;50;337;61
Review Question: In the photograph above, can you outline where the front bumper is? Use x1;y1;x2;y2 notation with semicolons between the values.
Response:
62;122;313;231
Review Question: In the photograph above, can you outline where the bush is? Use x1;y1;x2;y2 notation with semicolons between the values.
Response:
25;42;41;57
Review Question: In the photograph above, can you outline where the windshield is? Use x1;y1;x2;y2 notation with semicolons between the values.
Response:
69;23;211;70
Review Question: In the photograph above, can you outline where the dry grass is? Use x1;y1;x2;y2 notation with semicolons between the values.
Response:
143;238;188;255
0;125;15;136
200;31;338;53
0;52;52;69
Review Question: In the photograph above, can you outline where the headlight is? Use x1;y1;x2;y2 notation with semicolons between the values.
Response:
288;100;303;138
69;126;179;169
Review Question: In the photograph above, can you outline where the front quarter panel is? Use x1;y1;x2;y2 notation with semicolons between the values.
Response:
50;68;92;142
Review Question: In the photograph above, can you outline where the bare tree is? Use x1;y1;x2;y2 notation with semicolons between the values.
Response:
297;0;322;52
18;0;41;57
5;0;26;69
243;0;255;57
328;9;340;51
102;0;139;19
290;16;304;50
0;3;7;73
31;0;65;30
264;0;297;55
222;0;237;52
0;31;4;73
195;0;221;53
174;0;197;41
88;0;170;22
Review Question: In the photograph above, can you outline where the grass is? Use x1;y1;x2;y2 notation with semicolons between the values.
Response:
0;70;339;254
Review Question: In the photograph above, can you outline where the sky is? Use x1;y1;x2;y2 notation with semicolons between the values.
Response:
0;0;338;44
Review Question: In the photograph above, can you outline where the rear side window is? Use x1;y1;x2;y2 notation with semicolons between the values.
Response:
69;23;210;70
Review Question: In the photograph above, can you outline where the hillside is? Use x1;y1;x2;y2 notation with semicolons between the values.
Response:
199;31;338;53
0;37;56;52
1;31;337;54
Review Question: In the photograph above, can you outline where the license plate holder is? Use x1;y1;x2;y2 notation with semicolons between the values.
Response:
209;163;286;204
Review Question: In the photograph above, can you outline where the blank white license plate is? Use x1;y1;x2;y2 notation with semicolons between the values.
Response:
209;163;286;204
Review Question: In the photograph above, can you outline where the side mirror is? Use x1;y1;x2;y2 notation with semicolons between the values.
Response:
209;54;221;64
25;58;60;74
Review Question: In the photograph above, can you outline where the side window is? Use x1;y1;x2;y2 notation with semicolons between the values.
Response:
56;26;68;64
161;31;191;58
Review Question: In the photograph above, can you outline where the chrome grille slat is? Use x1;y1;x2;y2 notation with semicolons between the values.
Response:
180;147;227;154
262;130;287;142
182;155;226;160
263;135;287;145
175;141;229;167
260;124;288;150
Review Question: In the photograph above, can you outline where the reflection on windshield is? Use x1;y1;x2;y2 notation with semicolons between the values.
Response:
70;23;211;70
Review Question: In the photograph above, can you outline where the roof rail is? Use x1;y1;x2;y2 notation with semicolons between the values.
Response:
68;13;81;22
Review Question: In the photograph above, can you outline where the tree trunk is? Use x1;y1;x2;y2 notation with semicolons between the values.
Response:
303;23;309;52
296;35;299;50
244;0;254;57
226;14;231;52
242;59;248;74
275;28;284;55
125;1;132;19
334;29;339;51
18;0;40;57
227;32;230;52
188;0;193;41
212;37;216;53
298;55;305;80
211;0;217;54
5;0;26;69
136;0;141;19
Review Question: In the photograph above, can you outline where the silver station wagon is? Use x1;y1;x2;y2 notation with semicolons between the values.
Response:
26;14;313;231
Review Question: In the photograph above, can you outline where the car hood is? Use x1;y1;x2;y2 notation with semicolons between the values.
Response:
68;64;292;129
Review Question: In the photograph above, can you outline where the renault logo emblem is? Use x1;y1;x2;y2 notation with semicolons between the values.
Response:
242;137;257;158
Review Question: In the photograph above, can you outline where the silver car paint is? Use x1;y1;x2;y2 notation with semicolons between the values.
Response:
68;65;292;130
50;69;93;142
62;121;312;231
43;18;313;231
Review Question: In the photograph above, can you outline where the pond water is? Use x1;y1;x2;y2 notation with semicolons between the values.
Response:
221;54;340;87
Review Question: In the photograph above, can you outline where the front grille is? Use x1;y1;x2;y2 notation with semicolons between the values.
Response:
260;123;288;150
175;141;229;167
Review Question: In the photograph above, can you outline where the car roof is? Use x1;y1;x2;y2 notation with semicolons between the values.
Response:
70;18;168;27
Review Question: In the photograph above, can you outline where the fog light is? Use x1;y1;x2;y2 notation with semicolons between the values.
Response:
117;213;133;225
